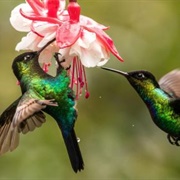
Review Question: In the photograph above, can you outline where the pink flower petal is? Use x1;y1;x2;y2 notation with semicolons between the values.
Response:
56;22;82;48
20;8;62;24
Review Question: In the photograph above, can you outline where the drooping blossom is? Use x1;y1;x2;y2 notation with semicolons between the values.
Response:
10;0;123;99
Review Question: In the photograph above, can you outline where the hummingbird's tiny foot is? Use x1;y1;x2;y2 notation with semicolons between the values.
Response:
167;134;180;146
54;53;65;63
59;59;66;63
175;138;180;146
54;53;64;64
54;52;61;59
37;99;58;107
66;65;71;70
54;53;71;70
167;134;176;145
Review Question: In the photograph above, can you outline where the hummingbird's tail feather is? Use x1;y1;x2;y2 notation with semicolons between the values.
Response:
62;129;84;173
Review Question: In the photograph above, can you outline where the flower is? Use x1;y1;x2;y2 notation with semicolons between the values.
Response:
10;0;123;99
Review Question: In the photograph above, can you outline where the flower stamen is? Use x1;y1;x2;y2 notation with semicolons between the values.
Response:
70;56;89;99
82;65;90;99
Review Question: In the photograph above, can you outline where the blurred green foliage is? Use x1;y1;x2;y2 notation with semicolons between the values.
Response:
1;0;180;179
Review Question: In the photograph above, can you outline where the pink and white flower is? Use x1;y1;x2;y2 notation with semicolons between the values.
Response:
10;0;123;99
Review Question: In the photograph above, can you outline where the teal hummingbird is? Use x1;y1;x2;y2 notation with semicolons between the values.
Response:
0;40;84;172
102;67;180;146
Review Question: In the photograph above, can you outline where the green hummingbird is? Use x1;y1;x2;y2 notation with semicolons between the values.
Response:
102;67;180;146
0;40;84;172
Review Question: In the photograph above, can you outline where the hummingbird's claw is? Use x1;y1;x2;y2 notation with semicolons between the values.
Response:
54;53;71;70
54;52;61;59
66;65;71;70
167;134;175;145
167;134;180;146
54;53;65;64
59;58;66;64
37;99;58;107
175;138;180;146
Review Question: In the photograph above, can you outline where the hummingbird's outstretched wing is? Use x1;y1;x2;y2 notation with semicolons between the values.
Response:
0;89;57;155
0;97;46;155
12;89;57;127
159;69;180;98
0;98;20;154
18;111;46;134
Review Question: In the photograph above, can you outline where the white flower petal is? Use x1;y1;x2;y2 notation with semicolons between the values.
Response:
69;42;82;57
59;0;66;11
80;15;107;30
58;29;110;68
77;30;96;49
10;3;32;32
97;58;109;67
59;47;70;57
33;22;58;36
71;32;110;67
80;51;98;67
38;32;56;48
15;32;42;51
15;22;59;52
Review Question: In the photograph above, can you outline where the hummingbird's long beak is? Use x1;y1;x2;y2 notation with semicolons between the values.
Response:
37;38;56;55
101;67;129;77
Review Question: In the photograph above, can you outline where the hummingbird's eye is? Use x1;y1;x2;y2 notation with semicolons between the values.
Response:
136;73;146;79
24;54;33;61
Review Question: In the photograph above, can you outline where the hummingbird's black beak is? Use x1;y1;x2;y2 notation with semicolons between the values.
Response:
37;38;56;55
101;67;129;77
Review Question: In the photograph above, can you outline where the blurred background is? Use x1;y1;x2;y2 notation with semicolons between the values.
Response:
1;0;180;179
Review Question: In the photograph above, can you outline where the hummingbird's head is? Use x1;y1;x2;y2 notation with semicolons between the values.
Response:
12;51;39;80
12;38;56;80
101;67;160;93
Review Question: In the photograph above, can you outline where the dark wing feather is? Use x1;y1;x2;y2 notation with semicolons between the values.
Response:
159;69;180;98
0;88;52;155
18;111;46;134
0;98;21;154
12;89;57;128
0;98;20;127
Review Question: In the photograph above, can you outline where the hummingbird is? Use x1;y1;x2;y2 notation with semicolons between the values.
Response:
0;39;84;172
102;67;180;146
